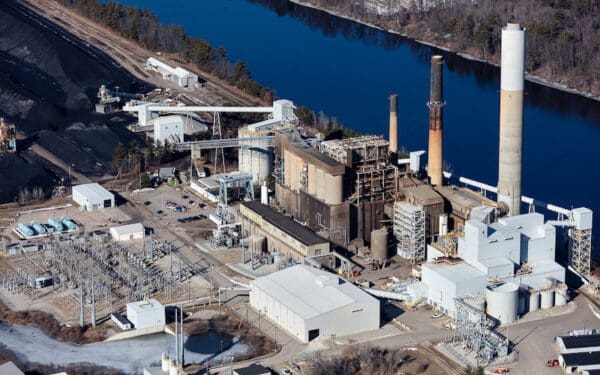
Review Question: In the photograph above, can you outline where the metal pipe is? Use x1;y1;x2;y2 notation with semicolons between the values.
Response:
498;23;526;215
389;94;398;154
427;55;445;186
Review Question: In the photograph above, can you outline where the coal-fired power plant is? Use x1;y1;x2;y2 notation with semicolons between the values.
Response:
389;94;398;155
427;55;445;186
498;23;525;215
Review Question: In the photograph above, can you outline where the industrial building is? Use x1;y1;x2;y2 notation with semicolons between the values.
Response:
240;200;330;260
554;332;600;373
126;299;165;330
273;131;405;247
0;117;16;153
72;183;114;211
110;223;144;242
146;57;198;88
190;175;220;203
421;212;567;322
249;265;380;343
154;115;185;144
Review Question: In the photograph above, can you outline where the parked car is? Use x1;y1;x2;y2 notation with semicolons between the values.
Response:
431;312;444;319
143;201;151;206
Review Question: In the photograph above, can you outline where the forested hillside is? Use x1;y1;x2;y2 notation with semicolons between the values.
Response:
57;0;273;101
294;0;600;95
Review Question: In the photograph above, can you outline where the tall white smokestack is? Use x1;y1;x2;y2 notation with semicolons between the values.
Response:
498;23;525;216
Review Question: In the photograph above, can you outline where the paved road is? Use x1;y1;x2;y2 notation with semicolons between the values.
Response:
501;297;600;374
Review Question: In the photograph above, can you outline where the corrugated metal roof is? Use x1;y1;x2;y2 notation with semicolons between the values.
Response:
560;334;600;350
241;201;328;246
72;183;113;200
250;265;377;320
561;351;600;366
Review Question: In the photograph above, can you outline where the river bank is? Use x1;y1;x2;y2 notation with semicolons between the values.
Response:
287;0;600;102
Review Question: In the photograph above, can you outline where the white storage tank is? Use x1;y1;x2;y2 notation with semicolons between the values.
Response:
238;126;272;186
540;288;555;309
555;283;568;306
486;282;519;324
528;289;540;312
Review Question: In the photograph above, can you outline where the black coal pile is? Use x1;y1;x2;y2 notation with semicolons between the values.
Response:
0;1;150;203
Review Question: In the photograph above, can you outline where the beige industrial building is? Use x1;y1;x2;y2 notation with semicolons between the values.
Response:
250;265;380;343
110;223;144;242
282;140;345;205
240;201;330;260
274;131;404;246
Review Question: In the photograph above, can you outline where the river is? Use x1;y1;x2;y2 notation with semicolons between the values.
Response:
114;0;600;249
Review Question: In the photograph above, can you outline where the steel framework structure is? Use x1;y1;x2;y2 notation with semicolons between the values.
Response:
394;201;426;263
569;228;592;278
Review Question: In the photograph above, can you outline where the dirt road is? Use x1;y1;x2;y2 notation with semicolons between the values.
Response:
22;0;263;107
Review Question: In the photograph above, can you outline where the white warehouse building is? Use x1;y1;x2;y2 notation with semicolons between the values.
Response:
422;213;566;323
110;223;144;242
146;57;197;88
154;115;184;144
126;299;165;330
72;183;114;211
250;265;380;343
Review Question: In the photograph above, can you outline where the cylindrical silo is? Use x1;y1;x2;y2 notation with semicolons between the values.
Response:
555;284;568;306
540;288;555;309
238;126;272;186
528;289;540;312
486;282;519;324
371;228;389;263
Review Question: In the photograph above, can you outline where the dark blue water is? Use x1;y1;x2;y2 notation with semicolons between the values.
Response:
115;0;600;246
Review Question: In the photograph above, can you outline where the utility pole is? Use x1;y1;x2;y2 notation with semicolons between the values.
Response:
181;305;185;368
79;286;84;328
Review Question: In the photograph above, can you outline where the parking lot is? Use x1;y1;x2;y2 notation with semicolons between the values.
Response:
132;185;217;239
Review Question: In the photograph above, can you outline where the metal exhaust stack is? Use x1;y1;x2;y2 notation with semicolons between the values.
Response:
389;94;398;155
427;55;445;186
498;23;525;216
